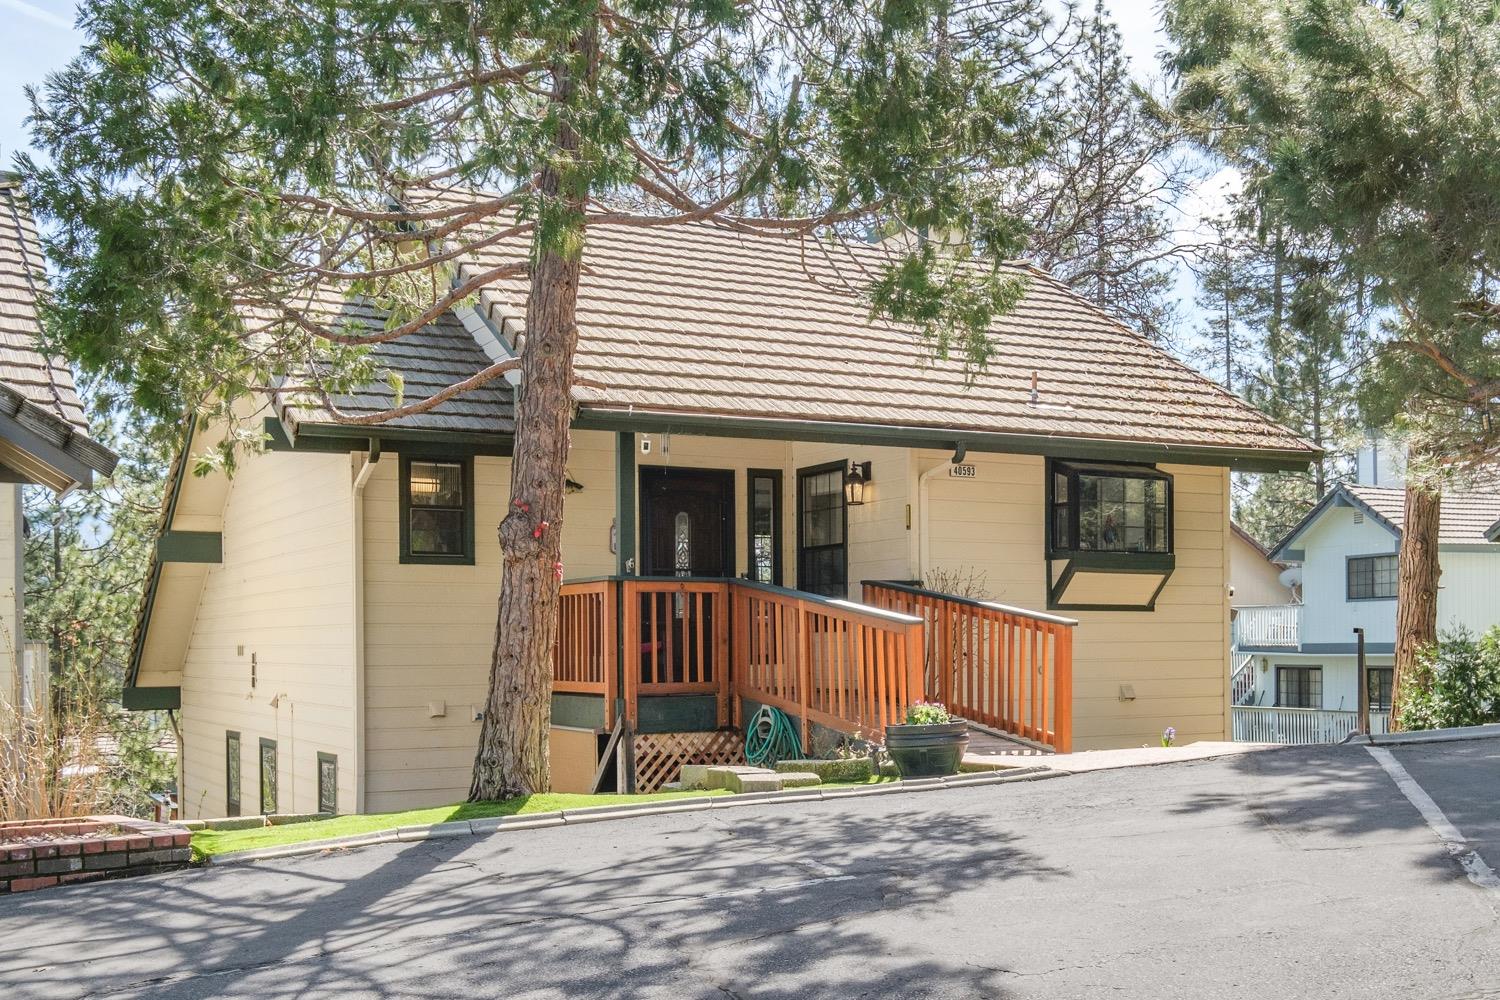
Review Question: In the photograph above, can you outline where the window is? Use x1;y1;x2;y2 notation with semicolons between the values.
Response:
1276;666;1323;709
1367;667;1394;711
225;731;241;817
1048;461;1172;555
1347;554;1397;600
259;738;278;816
400;455;475;564
317;752;338;815
797;463;847;597
747;470;783;586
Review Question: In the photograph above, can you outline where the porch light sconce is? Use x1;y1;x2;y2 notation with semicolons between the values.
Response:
844;461;873;506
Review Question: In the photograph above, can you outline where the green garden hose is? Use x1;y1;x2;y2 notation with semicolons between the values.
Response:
744;705;802;766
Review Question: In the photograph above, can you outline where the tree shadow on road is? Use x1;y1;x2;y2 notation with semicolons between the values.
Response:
0;798;1066;999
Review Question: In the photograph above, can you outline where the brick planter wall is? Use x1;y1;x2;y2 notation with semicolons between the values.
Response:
0;815;192;893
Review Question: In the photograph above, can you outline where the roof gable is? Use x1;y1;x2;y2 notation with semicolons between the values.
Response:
0;175;117;488
1271;481;1500;559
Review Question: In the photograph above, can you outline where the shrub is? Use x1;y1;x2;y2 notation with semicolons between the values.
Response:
1397;625;1500;732
904;701;952;725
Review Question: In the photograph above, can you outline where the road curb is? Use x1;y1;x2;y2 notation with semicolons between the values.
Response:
1348;723;1500;748
200;765;1071;867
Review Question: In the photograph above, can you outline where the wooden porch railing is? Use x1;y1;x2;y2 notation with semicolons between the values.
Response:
862;581;1077;753
551;577;926;747
553;579;619;726
732;581;925;747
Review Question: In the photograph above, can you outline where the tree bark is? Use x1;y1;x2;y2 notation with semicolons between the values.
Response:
1390;477;1441;730
469;32;593;801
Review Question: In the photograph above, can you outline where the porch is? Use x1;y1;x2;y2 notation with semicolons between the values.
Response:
1231;705;1393;744
552;577;1075;790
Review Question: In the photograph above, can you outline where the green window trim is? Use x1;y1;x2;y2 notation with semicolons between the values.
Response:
399;453;477;565
225;731;241;817
259;737;278;816
1046;458;1174;559
317;752;338;815
746;468;784;587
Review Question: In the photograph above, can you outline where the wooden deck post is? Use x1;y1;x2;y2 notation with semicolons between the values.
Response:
1053;625;1074;753
796;602;812;751
603;580;619;731
715;583;731;728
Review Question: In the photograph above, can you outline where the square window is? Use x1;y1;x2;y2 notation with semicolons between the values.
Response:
1347;554;1397;600
1049;461;1172;555
401;456;474;564
1276;666;1323;709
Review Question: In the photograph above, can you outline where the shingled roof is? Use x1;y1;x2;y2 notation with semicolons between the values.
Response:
0;175;116;489
475;222;1313;460
1345;483;1500;546
280;199;1317;467
275;295;514;436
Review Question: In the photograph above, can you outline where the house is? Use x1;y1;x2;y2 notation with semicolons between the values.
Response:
1229;523;1293;609
0;175;118;718
122;217;1316;819
1232;464;1500;744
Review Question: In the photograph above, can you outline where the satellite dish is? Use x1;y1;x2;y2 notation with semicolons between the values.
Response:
1278;566;1303;589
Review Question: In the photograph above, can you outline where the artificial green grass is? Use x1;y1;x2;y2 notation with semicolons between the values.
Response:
191;789;728;859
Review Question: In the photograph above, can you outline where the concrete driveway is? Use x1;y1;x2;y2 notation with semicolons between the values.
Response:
2;740;1497;999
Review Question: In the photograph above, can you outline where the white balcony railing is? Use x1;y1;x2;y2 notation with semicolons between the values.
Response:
1232;705;1392;745
1232;604;1301;648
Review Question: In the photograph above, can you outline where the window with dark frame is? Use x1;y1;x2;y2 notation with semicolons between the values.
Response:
259;738;278;816
225;731;241;817
1276;666;1323;709
1347;554;1398;600
797;463;847;597
1047;460;1172;555
401;455;474;564
317;752;338;815
1367;667;1394;711
747;469;782;586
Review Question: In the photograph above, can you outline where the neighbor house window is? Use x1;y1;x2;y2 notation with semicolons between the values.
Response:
1367;667;1394;711
1276;666;1323;709
317;752;338;815
225;731;241;817
1048;461;1172;555
400;455;475;564
1347;554;1397;600
747;469;783;586
259;738;278;816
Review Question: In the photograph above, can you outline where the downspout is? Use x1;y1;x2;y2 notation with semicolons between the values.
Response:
351;441;380;813
915;443;966;585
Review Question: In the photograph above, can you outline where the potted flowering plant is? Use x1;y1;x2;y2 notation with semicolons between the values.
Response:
885;701;969;778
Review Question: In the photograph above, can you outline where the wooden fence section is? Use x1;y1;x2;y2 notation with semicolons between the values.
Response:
620;579;732;728
862;581;1077;753
552;579;618;725
732;581;925;748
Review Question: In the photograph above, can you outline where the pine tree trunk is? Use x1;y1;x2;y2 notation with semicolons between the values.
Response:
468;34;592;801
1390;479;1441;730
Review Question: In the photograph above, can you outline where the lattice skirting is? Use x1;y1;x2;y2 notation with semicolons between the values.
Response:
633;730;744;793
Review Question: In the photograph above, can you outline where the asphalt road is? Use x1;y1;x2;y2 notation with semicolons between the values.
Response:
4;740;1498;1000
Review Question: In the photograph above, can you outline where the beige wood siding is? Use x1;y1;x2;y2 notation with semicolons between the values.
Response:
1229;530;1292;608
923;453;1231;749
178;450;356;820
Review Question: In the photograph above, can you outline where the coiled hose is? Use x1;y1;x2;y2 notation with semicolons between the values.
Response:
744;705;802;766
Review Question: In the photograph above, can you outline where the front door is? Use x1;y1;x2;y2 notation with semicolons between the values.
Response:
797;461;848;597
637;468;734;685
639;468;734;578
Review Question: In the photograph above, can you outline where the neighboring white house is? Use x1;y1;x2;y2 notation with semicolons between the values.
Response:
1231;459;1500;744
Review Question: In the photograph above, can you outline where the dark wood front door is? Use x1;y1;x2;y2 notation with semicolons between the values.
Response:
639;468;734;578
637;468;734;685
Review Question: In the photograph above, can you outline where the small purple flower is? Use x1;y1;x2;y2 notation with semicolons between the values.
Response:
1161;726;1177;747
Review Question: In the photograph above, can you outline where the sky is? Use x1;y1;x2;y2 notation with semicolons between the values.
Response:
0;0;1222;331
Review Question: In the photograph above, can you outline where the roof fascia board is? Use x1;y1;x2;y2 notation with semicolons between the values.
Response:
0;409;93;490
265;417;514;456
572;408;1316;472
1441;542;1500;553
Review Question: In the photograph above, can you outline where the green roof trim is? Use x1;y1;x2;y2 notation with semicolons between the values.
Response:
157;529;222;563
122;686;180;711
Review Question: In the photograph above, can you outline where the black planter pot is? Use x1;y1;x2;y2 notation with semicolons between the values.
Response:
884;720;969;778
